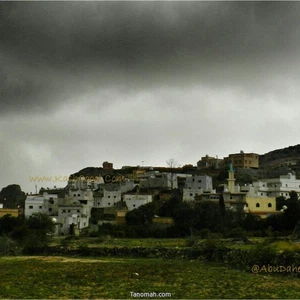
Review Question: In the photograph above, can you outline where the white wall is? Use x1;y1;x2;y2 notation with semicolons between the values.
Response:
124;194;152;210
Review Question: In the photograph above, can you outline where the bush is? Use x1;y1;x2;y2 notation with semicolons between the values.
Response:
225;227;247;239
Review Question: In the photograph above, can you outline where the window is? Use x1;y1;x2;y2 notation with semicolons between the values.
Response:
198;180;202;183
39;206;42;209
50;200;54;204
261;193;263;196
230;196;233;199
78;194;80;196
108;196;111;198
268;203;272;207
29;205;33;209
77;210;80;213
68;210;71;213
73;194;76;197
49;208;52;212
190;193;193;196
245;203;248;207
63;210;66;213
114;196;116;198
49;197;53;200
108;202;110;205
286;184;288;187
133;204;136;207
256;203;260;208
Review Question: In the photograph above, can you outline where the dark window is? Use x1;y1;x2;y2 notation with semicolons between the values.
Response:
39;206;42;209
268;203;272;207
49;208;52;211
190;193;193;196
29;205;33;209
256;203;260;208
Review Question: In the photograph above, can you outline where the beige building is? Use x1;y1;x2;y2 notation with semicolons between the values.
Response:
197;155;224;169
224;151;259;169
244;197;278;219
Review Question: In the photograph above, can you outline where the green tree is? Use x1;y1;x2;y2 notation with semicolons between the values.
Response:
125;203;154;226
22;213;55;253
0;184;26;208
219;193;225;231
173;201;197;237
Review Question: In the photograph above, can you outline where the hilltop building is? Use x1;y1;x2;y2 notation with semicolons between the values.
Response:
103;161;113;170
197;155;224;169
224;151;259;169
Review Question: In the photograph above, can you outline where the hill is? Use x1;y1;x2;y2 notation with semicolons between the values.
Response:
259;144;300;172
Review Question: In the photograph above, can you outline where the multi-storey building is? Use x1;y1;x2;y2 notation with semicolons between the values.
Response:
197;155;224;169
251;173;300;198
124;193;153;211
224;151;259;169
139;172;178;189
185;174;213;191
25;193;58;217
183;174;214;202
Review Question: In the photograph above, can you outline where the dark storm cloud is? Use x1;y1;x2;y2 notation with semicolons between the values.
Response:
1;1;300;116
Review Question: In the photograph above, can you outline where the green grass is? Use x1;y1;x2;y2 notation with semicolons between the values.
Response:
51;237;188;248
1;256;300;299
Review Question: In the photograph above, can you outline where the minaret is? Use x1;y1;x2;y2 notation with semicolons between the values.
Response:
227;163;235;193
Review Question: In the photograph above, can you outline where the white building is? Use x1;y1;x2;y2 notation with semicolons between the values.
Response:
25;195;46;217
139;172;178;189
68;176;104;190
183;188;204;202
185;174;213;191
57;205;89;235
183;175;214;201
94;189;122;208
25;193;58;217
251;173;300;198
124;194;153;211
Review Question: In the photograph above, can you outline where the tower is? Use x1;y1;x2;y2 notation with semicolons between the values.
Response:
227;163;235;193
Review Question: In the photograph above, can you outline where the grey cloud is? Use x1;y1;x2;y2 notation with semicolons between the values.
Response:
1;2;300;116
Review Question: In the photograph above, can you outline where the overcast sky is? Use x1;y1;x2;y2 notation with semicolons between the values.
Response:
1;1;300;194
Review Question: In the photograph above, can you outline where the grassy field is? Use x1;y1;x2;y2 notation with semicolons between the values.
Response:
1;256;300;299
50;237;188;248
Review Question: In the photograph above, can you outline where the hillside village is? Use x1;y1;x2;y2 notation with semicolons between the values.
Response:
9;147;300;236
